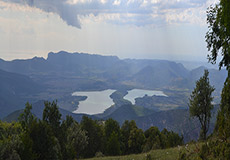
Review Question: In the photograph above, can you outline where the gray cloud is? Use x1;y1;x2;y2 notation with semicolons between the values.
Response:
3;0;209;28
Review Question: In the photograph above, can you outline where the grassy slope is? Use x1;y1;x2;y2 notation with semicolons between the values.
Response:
84;147;180;160
83;143;205;160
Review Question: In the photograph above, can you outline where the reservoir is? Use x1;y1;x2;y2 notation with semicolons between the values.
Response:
72;89;116;115
72;89;167;115
123;89;167;104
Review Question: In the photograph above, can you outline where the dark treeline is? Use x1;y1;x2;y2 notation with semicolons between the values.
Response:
0;101;183;160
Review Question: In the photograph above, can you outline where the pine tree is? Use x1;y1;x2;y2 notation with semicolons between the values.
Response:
215;70;230;140
189;70;215;140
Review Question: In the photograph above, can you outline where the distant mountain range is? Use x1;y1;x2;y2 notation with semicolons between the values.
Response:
0;51;227;91
0;51;227;141
0;50;226;115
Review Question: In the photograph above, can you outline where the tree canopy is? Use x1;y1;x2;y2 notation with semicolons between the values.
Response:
206;0;230;69
215;73;230;139
189;70;215;140
0;102;184;159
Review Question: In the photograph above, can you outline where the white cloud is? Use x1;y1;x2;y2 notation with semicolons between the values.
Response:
113;0;121;6
100;0;107;4
2;0;217;28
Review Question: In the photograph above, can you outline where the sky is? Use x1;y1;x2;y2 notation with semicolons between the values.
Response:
0;0;218;61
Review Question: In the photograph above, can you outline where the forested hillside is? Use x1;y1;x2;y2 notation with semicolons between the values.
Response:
0;101;183;159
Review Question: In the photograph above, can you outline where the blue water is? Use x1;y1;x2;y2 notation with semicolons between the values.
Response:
124;89;167;104
72;89;116;115
72;89;167;114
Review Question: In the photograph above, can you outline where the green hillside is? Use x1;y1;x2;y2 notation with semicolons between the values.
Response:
85;147;181;160
84;142;204;160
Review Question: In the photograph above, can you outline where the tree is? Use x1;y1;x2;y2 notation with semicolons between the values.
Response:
206;0;230;69
205;0;230;156
17;103;37;160
62;115;75;130
0;136;22;160
18;102;36;131
0;122;23;160
128;128;145;154
104;118;120;139
104;118;121;156
189;70;215;140
42;101;63;158
143;126;161;152
120;120;138;154
80;116;104;158
66;122;88;159
106;132;121;156
28;120;61;160
160;129;183;148
215;73;230;140
43;101;62;134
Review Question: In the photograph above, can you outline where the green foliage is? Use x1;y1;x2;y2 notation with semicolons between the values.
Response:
206;0;230;69
19;132;35;160
18;102;36;131
62;115;75;129
177;143;203;160
161;128;184;149
197;139;230;159
1;101;184;159
0;121;23;160
199;143;209;159
105;118;120;139
120;120;138;155
104;118;121;156
178;151;187;160
128;128;145;154
203;1;230;159
106;132;121;156
95;152;104;158
42;101;65;159
189;70;215;140
66;121;88;159
178;139;230;160
143;127;183;153
215;72;230;140
81;116;104;158
209;72;230;158
59;115;76;159
143;127;161;152
146;154;152;160
0;136;22;160
43;101;62;134
0;121;22;139
28;120;61;160
84;145;184;160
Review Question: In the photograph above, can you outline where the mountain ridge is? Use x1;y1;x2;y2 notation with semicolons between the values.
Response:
0;51;226;142
0;51;226;118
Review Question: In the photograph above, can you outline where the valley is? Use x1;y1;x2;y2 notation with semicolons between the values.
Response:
0;51;226;141
1;1;229;159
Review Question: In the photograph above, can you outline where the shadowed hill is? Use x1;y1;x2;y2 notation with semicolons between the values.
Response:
3;100;96;122
0;69;43;118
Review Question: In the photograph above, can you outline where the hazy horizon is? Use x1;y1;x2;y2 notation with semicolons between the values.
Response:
0;50;220;71
0;0;218;62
